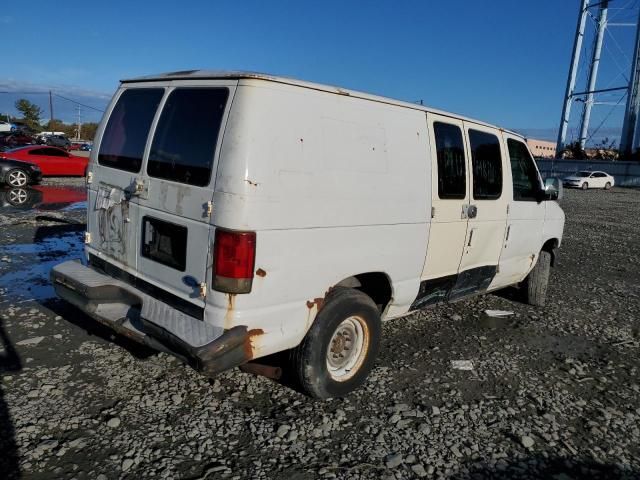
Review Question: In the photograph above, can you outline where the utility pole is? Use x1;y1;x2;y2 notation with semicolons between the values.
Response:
578;1;609;149
620;7;640;156
49;90;54;127
76;104;81;140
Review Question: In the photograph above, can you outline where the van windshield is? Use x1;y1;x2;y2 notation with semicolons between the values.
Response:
98;88;164;173
147;88;229;187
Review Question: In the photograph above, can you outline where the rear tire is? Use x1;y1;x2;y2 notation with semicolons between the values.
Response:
581;182;589;190
6;168;29;187
604;182;611;190
290;287;381;399
522;251;551;307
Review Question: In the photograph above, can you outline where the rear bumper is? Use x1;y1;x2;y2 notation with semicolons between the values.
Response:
50;260;256;376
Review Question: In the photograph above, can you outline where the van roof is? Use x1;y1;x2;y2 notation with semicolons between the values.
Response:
122;70;522;137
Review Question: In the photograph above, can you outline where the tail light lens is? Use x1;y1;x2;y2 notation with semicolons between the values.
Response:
212;228;256;294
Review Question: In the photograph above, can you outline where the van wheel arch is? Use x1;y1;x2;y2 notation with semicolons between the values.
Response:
334;272;393;314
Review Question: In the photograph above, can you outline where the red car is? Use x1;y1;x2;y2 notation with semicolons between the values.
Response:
1;146;88;176
0;132;34;148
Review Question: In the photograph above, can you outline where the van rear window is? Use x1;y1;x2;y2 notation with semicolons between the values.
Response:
98;89;164;173
147;88;229;187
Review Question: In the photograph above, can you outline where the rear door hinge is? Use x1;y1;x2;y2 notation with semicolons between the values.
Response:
84;232;91;244
199;282;207;298
206;201;213;216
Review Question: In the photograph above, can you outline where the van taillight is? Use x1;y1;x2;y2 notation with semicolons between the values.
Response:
212;229;256;294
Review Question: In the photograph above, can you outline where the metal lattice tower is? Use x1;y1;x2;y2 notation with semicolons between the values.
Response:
557;0;640;156
620;7;640;155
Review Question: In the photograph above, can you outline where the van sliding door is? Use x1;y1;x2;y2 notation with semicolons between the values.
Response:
417;114;470;308
456;122;508;295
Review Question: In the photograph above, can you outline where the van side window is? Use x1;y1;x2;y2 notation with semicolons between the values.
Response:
434;122;466;199
469;129;502;199
507;139;541;201
98;88;164;173
147;88;229;187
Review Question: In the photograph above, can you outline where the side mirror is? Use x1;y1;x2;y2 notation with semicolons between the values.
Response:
544;177;563;201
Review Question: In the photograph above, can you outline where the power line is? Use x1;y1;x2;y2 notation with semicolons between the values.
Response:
0;90;106;112
52;93;105;112
0;91;53;95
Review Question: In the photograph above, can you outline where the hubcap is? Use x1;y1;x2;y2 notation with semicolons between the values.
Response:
8;170;27;187
326;316;369;382
8;188;28;205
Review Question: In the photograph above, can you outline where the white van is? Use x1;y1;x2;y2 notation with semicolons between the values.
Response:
52;71;565;398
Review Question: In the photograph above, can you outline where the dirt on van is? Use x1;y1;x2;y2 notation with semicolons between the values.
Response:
0;180;639;480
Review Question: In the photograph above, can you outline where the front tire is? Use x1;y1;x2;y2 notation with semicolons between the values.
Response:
581;182;589;190
6;169;29;187
290;288;381;399
522;251;551;307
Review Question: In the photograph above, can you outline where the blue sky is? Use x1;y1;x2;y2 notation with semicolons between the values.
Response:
1;0;638;143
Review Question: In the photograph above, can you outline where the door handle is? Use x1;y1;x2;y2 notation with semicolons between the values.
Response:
467;205;477;219
125;178;149;199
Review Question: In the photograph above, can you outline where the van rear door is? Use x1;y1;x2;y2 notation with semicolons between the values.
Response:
88;87;164;270
88;81;237;316
135;83;236;311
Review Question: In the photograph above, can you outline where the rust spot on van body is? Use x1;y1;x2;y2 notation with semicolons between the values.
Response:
245;179;259;187
244;328;265;359
305;288;334;327
306;297;325;310
255;268;266;277
225;293;236;329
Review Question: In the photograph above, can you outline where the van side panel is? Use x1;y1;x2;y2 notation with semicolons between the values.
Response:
208;80;430;358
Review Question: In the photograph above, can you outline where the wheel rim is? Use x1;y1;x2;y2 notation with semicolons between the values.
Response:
582;183;588;190
326;316;369;382
8;170;27;187
8;188;28;205
605;182;611;189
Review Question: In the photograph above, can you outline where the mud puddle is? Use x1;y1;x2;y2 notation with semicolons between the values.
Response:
0;185;86;212
0;225;84;303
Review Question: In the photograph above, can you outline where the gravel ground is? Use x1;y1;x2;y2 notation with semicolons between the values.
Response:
0;181;639;480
